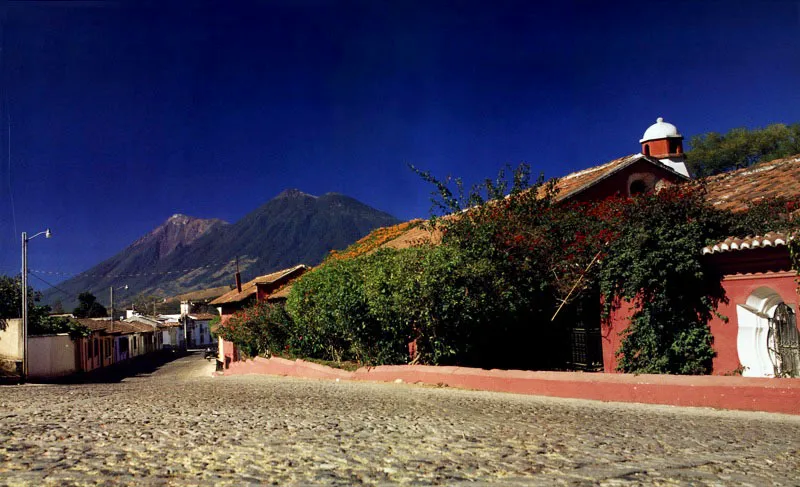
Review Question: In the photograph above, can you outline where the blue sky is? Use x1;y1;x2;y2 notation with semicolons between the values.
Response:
1;0;799;284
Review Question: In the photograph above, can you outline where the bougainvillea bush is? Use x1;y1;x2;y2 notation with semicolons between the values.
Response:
218;163;799;374
215;301;293;359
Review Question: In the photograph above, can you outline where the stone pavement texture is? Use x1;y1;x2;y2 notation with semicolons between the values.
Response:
0;353;798;486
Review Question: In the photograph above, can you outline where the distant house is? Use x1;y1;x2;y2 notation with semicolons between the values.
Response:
176;308;216;349
211;264;309;366
74;317;161;373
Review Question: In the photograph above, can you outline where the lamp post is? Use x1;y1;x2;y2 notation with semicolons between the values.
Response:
21;228;52;380
110;285;128;333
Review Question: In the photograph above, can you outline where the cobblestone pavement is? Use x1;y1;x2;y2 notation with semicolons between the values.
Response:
1;353;798;486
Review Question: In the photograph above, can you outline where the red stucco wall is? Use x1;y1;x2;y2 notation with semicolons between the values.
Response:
641;138;682;159
708;271;798;375
602;265;798;375
223;356;800;415
217;311;238;367
569;160;684;202
602;299;634;373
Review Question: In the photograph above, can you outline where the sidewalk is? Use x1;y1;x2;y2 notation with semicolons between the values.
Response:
222;356;800;415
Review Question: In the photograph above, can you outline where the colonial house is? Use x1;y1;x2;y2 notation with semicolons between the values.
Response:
178;301;216;348
357;118;799;375
602;155;800;377
159;318;186;350
74;317;162;372
210;264;309;367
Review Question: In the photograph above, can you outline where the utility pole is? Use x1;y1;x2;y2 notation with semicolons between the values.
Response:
21;232;27;380
110;285;128;333
20;229;51;381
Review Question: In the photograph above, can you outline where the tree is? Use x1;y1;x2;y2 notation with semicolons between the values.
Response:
73;292;108;318
686;123;800;176
131;293;167;316
0;274;54;331
0;275;25;321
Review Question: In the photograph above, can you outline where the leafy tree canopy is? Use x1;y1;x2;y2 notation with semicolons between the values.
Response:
73;292;108;319
686;123;800;177
0;274;88;337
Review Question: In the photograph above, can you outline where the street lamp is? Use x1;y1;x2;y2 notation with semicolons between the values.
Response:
21;228;52;380
110;284;128;332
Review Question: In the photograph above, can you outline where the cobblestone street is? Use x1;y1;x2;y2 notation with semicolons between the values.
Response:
0;352;798;486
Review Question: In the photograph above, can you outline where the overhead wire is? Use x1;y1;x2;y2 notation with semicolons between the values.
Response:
27;271;74;299
28;259;237;279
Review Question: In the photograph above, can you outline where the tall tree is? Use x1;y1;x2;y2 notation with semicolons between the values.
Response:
686;123;800;176
72;292;108;318
0;274;51;328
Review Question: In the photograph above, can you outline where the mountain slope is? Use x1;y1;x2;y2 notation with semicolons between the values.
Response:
42;215;228;309
156;189;400;293
44;190;399;308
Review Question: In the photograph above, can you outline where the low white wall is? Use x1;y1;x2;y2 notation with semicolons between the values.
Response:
28;334;78;378
0;318;23;361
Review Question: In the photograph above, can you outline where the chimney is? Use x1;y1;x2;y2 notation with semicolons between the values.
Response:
234;256;242;293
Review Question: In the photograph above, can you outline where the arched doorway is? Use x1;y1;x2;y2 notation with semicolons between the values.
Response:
736;287;799;377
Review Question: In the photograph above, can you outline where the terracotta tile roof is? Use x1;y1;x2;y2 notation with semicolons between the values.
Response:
380;225;442;250
74;318;152;335
127;315;162;327
74;319;112;332
210;264;309;305
158;322;183;328
124;321;157;333
703;154;800;212
371;155;686;253
541;153;688;201
702;232;796;255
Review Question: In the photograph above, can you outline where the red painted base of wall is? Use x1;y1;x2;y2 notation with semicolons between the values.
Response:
222;357;800;415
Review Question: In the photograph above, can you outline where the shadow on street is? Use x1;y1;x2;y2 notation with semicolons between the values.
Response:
30;350;199;384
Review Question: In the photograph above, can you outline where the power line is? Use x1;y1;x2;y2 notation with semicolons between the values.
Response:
28;259;237;279
27;271;74;299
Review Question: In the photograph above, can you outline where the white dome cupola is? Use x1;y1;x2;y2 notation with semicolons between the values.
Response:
640;117;681;143
639;117;690;178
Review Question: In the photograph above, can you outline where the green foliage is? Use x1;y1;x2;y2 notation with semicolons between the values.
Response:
686;123;800;176
285;244;508;366
596;185;729;374
73;292;108;318
30;316;92;339
0;275;27;321
217;162;800;375
216;301;293;359
0;274;50;330
0;274;89;338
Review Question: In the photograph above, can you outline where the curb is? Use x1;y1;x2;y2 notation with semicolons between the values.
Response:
222;357;800;415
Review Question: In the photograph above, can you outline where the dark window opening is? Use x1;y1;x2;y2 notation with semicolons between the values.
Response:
630;180;647;195
643;144;650;156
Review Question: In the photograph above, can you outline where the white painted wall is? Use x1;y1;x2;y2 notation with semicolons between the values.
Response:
0;318;23;360
28;334;78;378
736;286;794;377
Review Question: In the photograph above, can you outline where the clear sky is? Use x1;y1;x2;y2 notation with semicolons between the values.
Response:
1;0;799;284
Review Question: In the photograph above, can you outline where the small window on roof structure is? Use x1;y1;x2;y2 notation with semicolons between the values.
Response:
629;179;647;196
643;144;650;156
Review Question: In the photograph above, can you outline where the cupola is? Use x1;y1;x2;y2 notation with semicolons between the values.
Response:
640;117;690;177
